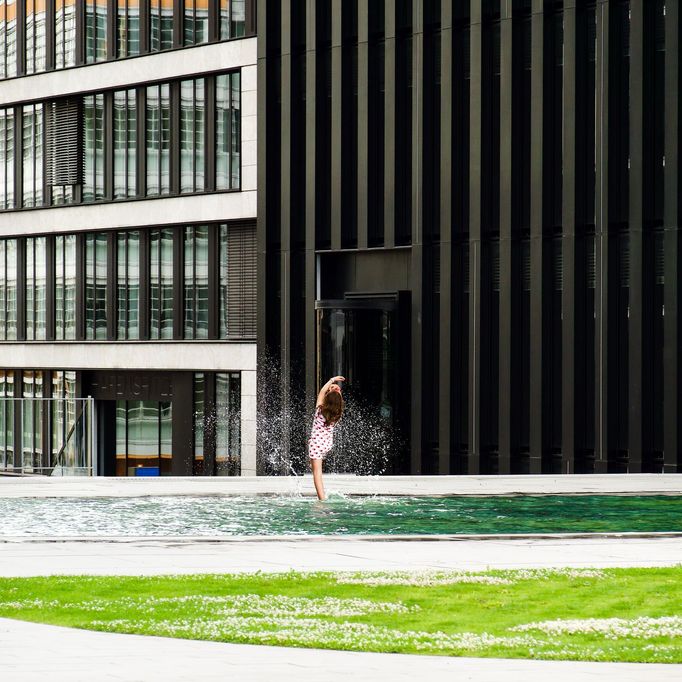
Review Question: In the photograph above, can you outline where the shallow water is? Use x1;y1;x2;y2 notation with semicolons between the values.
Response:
0;494;680;537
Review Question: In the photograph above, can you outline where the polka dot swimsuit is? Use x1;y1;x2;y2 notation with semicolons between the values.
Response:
308;407;337;460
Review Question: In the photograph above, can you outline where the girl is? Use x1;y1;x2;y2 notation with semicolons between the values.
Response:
309;376;345;500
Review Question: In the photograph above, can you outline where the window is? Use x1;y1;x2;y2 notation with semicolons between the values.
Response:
85;233;108;340
55;234;76;340
150;227;173;339
116;400;172;476
25;236;47;340
116;230;140;339
150;0;173;51
86;0;107;63
0;108;14;209
146;83;171;196
25;0;46;74
83;94;105;202
55;0;76;68
180;78;206;193
51;370;76;469
113;89;137;198
184;0;208;46
215;372;241;475
0;239;17;340
220;0;246;39
117;0;140;57
184;225;208;339
22;104;43;208
216;72;240;190
193;373;204;474
22;370;43;472
0;0;17;78
0;369;14;469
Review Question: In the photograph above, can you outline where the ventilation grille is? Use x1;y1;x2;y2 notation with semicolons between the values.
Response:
227;222;257;339
553;238;563;292
45;98;82;186
491;240;500;292
655;232;665;285
522;240;531;292
619;234;630;288
586;235;596;289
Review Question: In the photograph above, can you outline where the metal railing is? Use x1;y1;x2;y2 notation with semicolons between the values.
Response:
0;397;95;476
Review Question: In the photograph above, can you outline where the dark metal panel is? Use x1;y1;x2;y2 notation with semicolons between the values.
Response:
46;235;55;341
627;0;646;472
75;232;86;340
664;0;681;473
528;0;547;474
438;0;453;474
205;76;217;192
330;0;343;251
207;224;219;339
139;0;149;54
170;81;181;195
75;0;85;65
171;371;194;475
467;0;483;474
173;0;183;48
384;0;397;249
203;372;217;475
305;0;318;409
410;0;425;473
107;0;116;61
106;231;116;341
16;238;26;342
356;0;369;250
46;0;55;71
17;0;26;76
136;87;146;197
497;1;513;475
103;92;114;200
172;226;184;339
13;106;22;210
562;2;578;472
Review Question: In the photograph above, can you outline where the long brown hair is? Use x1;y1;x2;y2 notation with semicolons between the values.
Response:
321;390;344;426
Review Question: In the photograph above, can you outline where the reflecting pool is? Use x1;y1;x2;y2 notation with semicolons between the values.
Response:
0;494;680;537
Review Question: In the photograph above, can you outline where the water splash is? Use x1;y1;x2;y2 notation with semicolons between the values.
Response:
257;357;405;476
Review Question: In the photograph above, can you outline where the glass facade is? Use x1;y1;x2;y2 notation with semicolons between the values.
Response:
24;0;46;74
149;227;173;339
117;0;140;58
22;103;43;208
86;0;108;63
21;369;43;471
25;236;46;340
180;78;205;194
149;0;173;52
85;232;108;340
146;83;171;196
51;369;76;468
116;399;172;475
0;108;14;209
55;0;76;68
55;234;76;340
0;369;13;469
216;72;240;190
183;0;208;46
0;238;17;340
113;88;137;199
183;224;208;339
0;0;18;78
220;0;245;40
83;93;106;203
116;230;140;339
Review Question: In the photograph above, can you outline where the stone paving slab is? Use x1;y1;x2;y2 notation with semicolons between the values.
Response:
1;473;681;498
1;618;679;682
1;536;680;576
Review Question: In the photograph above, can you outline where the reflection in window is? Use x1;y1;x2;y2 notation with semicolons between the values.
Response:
216;372;241;475
150;228;173;339
116;400;172;476
25;236;46;340
0;239;17;340
25;0;46;74
83;94;105;202
85;233;108;340
55;0;76;68
183;0;208;46
220;0;246;39
0;108;14;209
113;89;137;198
85;0;107;63
51;369;76;469
0;0;18;78
216;72;240;190
0;369;14;469
180;78;205;193
55;234;76;340
219;224;228;338
146;83;171;196
22;370;43;472
193;373;204;474
116;230;140;339
150;0;173;51
22;104;43;208
117;0;140;57
184;225;208;339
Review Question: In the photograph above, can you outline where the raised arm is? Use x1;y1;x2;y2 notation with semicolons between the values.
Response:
316;376;345;407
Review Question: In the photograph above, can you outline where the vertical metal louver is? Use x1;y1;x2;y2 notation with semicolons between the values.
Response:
619;234;630;288
522;240;531;292
45;98;82;186
227;223;257;339
586;235;596;289
433;249;441;294
655;232;665;286
491;241;500;292
553;238;563;292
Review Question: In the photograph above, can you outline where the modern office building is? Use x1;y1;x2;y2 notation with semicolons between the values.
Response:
0;0;258;476
258;0;682;474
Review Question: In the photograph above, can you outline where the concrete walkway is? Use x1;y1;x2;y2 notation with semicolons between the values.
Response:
1;618;679;682
1;535;681;576
1;473;681;497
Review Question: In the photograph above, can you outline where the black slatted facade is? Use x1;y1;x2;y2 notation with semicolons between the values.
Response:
258;0;682;475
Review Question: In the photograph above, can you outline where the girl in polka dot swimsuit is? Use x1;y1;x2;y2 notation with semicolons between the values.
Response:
309;375;345;500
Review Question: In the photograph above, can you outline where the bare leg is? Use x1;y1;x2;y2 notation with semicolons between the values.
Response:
311;458;326;501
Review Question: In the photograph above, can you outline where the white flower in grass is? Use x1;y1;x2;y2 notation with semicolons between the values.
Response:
512;616;682;640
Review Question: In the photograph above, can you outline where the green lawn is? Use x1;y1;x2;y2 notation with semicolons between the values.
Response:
0;567;681;662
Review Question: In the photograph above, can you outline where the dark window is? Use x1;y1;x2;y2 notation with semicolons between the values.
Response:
180;78;206;193
220;222;256;339
25;236;47;340
216;72;241;190
0;369;14;469
0;108;14;209
85;232;108;340
220;0;245;39
117;0;140;58
55;234;76;340
150;227;173;339
83;94;106;202
149;0;173;51
116;399;172;475
0;238;17;340
116;230;140;339
22;104;44;208
46;98;81;204
184;0;209;46
183;224;209;339
50;369;76;468
85;0;108;63
21;370;44;472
